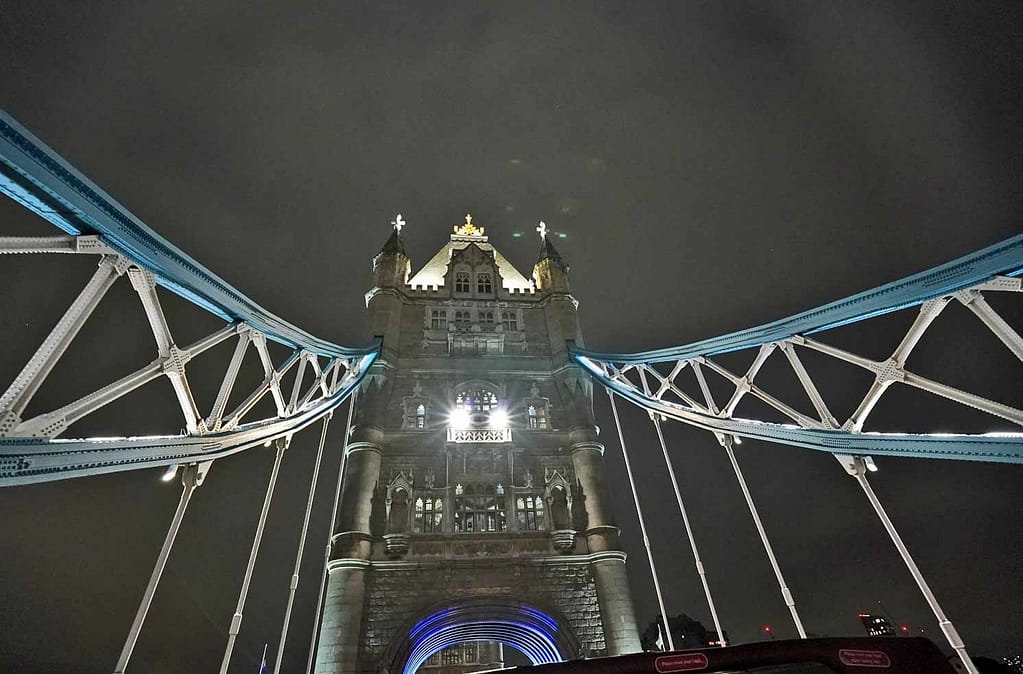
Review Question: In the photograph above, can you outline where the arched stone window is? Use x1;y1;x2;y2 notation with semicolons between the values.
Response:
455;271;471;294
479;311;495;329
455;483;506;532
454;310;471;329
516;494;545;531
501;311;518;331
430;309;448;330
414;496;443;533
455;387;499;412
476;272;493;294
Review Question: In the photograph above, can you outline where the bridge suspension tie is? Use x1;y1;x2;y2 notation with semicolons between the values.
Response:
606;389;676;652
720;435;807;639
650;416;727;647
273;412;333;674
838;456;980;674
112;463;201;673
219;437;288;674
306;387;359;674
637;368;727;646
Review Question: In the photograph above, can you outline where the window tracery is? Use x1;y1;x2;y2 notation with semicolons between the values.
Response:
414;496;443;533
455;271;471;293
476;272;493;294
516;494;545;531
455;387;499;412
454;483;506;532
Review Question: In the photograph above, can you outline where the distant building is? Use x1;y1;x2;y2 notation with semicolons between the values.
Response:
858;614;896;637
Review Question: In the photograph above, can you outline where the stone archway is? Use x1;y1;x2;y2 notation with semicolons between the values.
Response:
380;596;582;674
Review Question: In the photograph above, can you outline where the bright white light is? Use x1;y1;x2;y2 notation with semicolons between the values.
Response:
449;408;471;429
490;409;509;428
161;464;180;482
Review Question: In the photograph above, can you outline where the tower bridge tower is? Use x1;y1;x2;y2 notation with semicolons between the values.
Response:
315;215;641;674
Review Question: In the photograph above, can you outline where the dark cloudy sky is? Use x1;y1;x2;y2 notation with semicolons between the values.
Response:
1;1;1022;672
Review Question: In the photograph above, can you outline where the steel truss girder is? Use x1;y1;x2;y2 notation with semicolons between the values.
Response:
0;110;379;487
572;234;1023;464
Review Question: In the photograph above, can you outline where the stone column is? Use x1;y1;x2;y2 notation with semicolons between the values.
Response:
591;552;643;655
569;427;642;656
315;427;382;674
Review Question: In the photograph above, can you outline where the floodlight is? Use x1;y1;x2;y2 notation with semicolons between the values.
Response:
490;409;509;428
450;408;471;429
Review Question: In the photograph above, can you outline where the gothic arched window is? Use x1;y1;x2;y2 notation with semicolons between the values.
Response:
455;387;498;412
476;272;493;294
501;311;518;331
454;310;471;328
479;311;495;329
455;271;471;293
414;496;443;533
516;494;545;531
454;483;506;532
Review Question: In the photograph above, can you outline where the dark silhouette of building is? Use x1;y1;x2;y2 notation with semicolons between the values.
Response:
641;614;728;651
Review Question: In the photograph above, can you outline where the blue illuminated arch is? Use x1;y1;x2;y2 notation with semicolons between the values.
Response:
384;597;581;674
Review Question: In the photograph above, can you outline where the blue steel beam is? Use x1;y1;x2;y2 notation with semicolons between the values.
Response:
0;357;372;487
0;111;379;486
0;110;378;359
571;235;1023;464
571;234;1023;364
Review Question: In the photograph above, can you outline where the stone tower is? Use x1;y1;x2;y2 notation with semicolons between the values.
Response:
314;215;641;674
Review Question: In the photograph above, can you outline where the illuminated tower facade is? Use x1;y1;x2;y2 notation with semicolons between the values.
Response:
314;215;641;674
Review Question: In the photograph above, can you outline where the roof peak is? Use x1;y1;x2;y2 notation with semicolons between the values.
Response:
377;213;407;256
451;212;488;241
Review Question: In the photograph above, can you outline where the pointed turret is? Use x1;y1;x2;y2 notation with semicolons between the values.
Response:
532;221;571;294
378;227;406;257
371;214;411;289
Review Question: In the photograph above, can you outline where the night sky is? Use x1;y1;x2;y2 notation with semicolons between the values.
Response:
2;2;1022;672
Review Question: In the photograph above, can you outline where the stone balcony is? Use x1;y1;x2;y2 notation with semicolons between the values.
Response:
446;427;511;443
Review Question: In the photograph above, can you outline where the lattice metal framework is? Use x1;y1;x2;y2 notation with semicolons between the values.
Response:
0;111;378;487
572;234;1023;464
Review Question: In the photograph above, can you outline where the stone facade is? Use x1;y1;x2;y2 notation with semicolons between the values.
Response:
314;218;641;673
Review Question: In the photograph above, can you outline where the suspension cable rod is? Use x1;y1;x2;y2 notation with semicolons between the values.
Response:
219;438;287;674
721;435;807;638
306;389;359;674
840;457;979;674
113;464;200;673
607;390;675;651
273;413;332;674
650;415;726;646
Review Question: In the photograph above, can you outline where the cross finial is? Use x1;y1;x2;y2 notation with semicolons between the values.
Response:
536;221;548;240
464;213;473;226
391;213;405;233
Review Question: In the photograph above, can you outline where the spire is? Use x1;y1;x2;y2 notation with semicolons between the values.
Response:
535;220;562;263
378;213;407;256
